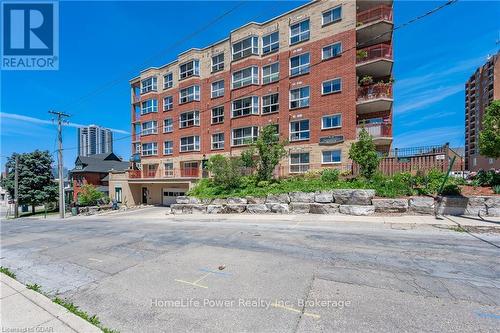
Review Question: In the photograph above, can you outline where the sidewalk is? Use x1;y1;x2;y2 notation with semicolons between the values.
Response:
0;274;101;333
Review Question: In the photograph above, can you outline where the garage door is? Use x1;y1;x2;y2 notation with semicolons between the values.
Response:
162;189;186;206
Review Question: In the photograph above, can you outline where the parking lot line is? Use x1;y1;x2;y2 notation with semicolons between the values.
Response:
193;272;212;284
174;279;208;289
271;302;320;319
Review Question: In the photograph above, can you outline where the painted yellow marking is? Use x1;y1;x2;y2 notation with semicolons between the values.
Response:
193;272;212;284
174;279;208;289
271;303;320;319
88;258;103;263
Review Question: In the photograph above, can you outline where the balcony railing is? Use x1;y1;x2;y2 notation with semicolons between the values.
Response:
357;43;392;64
357;83;393;102
357;123;392;138
127;167;200;179
133;95;140;103
357;5;393;25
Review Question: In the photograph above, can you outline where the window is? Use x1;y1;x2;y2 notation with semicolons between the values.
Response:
163;118;173;133
262;93;279;114
290;120;310;141
290;86;310;109
211;80;224;98
322;6;342;25
262;31;279;54
232;66;259;89
211;106;224;124
322;78;342;94
164;141;173;155
232;126;258;146
290;53;310;76
322;114;342;129
141;77;157;94
141;99;158;114
232;36;259;60
141;142;158;156
212;133;224;150
164;162;174;177
179;60;200;79
180;136;200;152
179;111;200;128
290;20;310;45
212;53;224;72
322;150;341;164
163;96;173;111
163;73;173;89
262;62;279;84
322;42;342;60
290;153;309;173
141;121;157;135
232;96;259;118
179;85;200;104
114;187;122;203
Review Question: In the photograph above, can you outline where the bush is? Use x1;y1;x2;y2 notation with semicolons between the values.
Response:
440;183;461;195
474;169;500;187
493;185;500;194
206;154;243;189
349;128;380;179
320;168;340;183
78;184;104;206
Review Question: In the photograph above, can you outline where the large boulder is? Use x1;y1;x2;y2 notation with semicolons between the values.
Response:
266;194;290;204
309;203;339;214
191;205;207;214
223;204;246;213
314;191;334;203
485;196;500;216
267;203;289;214
247;204;270;214
409;197;435;215
289;192;315;203
332;189;375;205
339;205;375;216
227;197;247;205
211;198;227;205
246;196;266;204
170;204;184;214
176;196;200;204
289;203;311;214
206;205;223;214
372;198;408;213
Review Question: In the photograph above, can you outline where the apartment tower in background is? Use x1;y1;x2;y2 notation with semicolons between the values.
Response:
464;51;500;171
109;0;394;206
78;125;113;157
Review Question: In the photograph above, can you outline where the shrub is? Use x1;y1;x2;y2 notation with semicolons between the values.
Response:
78;184;104;206
493;185;500;194
440;183;461;195
349;128;380;179
474;169;500;187
320;168;340;183
206;154;243;189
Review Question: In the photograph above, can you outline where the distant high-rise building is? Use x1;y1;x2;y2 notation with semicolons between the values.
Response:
464;51;500;171
78;125;113;157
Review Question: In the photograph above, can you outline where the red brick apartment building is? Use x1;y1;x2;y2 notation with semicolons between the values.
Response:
464;51;500;171
109;0;394;206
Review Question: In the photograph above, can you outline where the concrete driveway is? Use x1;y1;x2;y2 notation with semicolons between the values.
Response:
1;208;499;332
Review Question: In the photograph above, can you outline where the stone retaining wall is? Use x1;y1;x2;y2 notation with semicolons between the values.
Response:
169;190;500;216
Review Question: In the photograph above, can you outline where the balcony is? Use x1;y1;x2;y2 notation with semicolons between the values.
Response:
356;43;393;77
126;166;201;180
132;95;140;104
357;123;392;146
357;83;393;114
356;5;393;46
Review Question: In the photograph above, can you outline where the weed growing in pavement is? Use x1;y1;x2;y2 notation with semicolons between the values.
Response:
26;283;42;292
0;266;16;279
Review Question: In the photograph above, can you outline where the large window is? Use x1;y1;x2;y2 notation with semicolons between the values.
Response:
211;80;224;98
163;72;173;89
290;86;310;109
290;53;310;76
141;142;158;156
179;60;200;79
232;66;259;89
163;96;173;111
262;62;279;84
290;120;310;141
232;96;259;118
232;126;258;146
322;78;342;94
141;77;157;94
179;111;200;128
141;99;158;115
164;141;173;155
180;136;200;152
212;133;224;150
179;85;200;104
212;53;224;72
262;93;279;114
290;20;310;45
322;150;342;164
232;36;259;60
322;42;342;60
290;153;310;173
211;106;224;124
262;31;279;54
141;121;157;135
163;118;173;133
322;6;342;26
322;114;342;129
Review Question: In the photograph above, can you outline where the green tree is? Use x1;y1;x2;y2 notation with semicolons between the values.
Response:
349;128;380;179
479;100;500;159
2;150;58;213
78;184;105;206
241;125;287;181
206;154;243;189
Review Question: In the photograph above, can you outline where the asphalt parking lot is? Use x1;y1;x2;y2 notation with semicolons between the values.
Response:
1;207;499;332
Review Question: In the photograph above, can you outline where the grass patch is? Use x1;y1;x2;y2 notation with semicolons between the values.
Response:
26;283;42;292
0;266;16;279
449;226;467;233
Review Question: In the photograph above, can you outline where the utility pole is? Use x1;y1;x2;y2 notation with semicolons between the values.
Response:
14;155;19;218
49;110;70;219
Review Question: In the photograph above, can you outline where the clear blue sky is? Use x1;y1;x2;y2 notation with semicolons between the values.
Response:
1;0;499;169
